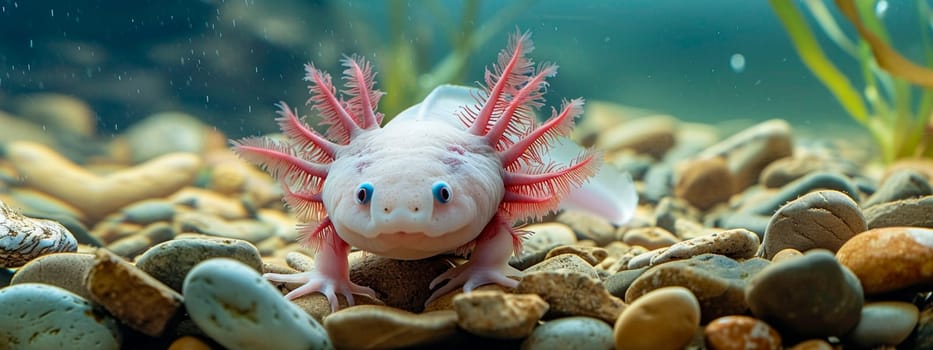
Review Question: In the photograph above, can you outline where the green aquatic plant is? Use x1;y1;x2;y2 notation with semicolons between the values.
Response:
770;0;933;163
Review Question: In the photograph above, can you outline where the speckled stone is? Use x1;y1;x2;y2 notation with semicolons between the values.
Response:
544;245;608;266
614;286;700;350
621;226;679;250
626;254;770;323
454;290;548;339
863;195;933;229
86;249;183;337
515;270;626;323
704;315;781;350
758;190;866;259
324;305;458;349
836;226;933;294
522;316;614;350
524;253;600;280
745;250;863;337
0;199;77;268
674;156;734;210
183;258;333;350
135;236;263;292
647;228;760;267
11;252;95;300
0;283;122;349
847;301;919;348
510;223;577;270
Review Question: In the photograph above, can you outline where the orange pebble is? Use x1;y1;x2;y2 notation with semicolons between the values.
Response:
704;315;781;350
167;336;212;350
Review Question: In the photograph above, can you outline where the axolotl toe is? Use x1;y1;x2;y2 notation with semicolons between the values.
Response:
233;31;599;311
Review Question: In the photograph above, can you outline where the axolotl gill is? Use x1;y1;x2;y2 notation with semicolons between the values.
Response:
233;31;600;311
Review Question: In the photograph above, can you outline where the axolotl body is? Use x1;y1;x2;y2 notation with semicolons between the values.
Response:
234;32;599;310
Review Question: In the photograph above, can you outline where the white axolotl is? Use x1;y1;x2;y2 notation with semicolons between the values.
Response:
234;31;632;311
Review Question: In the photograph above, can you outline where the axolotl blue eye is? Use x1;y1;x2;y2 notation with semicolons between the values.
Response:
356;182;374;204
432;181;452;204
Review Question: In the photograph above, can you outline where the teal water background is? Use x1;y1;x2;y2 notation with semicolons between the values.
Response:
0;0;923;139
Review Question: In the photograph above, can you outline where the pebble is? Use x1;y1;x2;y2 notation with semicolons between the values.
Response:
0;199;77;267
348;253;453;313
604;267;647;299
135;236;263;292
863;195;933;229
5;188;86;222
124;112;211;163
556;210;617;246
703;315;781;350
653;197;702;236
626;253;769;322
0;283;122;349
120;199;177;224
745;250;863;337
614;286;700;350
14;93;97;137
847;301;919;348
720;171;861;234
105;221;175;258
595;114;677;159
904;303;933;350
183;258;333;350
788;339;834;350
86;249;183;336
644;228;760;267
522;316;614;350
171;187;251;220
674;156;734;210
454;290;549;339
759;154;825;188
544;245;608;266
168;336;213;350
524;253;600;280
621;226;679;250
758;190;866;259
175;211;274;243
10;252;96;300
515;270;626;323
835;226;933;294
510;222;577;270
862;169;932;207
6;141;201;221
323;305;458;349
692;118;793;191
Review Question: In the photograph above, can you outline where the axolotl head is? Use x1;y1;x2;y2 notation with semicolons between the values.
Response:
322;120;505;260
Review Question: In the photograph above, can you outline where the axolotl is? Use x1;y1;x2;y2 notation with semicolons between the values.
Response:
234;31;602;311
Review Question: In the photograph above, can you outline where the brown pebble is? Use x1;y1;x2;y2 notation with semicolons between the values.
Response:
704;315;781;350
515;270;626;323
621;226;679;250
324;305;458;349
674;156;734;210
11;252;96;300
86;249;183;337
104;222;175;258
614;286;700;350
771;248;803;262
453;290;548;339
544;245;608;266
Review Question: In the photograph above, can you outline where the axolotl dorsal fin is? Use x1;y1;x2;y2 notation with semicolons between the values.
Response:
390;84;477;128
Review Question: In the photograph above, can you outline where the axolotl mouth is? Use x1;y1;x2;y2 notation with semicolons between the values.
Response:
338;228;478;260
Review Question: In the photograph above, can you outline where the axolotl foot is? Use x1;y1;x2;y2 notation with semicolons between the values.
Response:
264;270;377;311
425;225;523;304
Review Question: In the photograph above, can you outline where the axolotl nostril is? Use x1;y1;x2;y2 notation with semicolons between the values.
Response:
232;31;603;311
